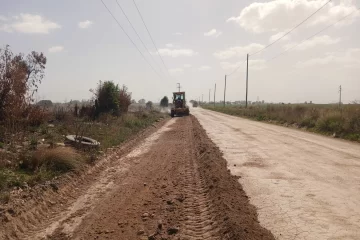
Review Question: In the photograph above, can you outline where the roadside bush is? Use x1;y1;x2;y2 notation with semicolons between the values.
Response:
27;147;85;173
345;133;360;141
316;112;344;133
123;114;145;129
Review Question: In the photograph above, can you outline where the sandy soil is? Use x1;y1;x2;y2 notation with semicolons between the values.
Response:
0;116;274;240
192;107;360;240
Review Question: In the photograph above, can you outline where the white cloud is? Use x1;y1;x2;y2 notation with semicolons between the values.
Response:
78;20;93;29
169;68;184;75
157;48;198;57
269;31;290;43
183;64;192;68
165;43;174;48
297;48;360;68
227;0;359;33
0;24;12;32
173;32;182;35
220;61;244;71
213;43;264;60
48;46;64;53
198;65;211;71
284;35;341;51
221;59;267;71
9;14;61;34
204;29;222;37
0;15;7;21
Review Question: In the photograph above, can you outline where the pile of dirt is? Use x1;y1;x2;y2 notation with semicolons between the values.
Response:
191;115;275;239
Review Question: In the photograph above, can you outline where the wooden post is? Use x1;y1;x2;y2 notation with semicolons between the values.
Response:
223;75;227;107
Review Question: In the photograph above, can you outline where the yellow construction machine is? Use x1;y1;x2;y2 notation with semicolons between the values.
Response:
171;92;190;117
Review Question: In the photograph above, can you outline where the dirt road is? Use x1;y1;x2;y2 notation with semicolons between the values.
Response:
192;107;360;240
1;116;273;240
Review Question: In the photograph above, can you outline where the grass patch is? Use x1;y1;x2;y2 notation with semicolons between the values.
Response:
31;147;85;172
204;104;360;142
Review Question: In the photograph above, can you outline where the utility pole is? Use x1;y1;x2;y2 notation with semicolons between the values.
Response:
246;53;249;108
176;83;181;92
202;94;203;103
209;89;211;103
214;83;216;107
339;85;342;107
223;75;227;107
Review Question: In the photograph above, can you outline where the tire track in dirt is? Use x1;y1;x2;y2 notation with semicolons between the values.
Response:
177;118;220;239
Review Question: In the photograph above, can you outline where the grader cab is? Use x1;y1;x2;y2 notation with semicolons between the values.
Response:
171;92;190;117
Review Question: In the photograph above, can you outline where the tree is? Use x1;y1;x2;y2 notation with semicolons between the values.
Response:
118;85;131;113
0;45;46;123
138;99;146;104
93;81;120;116
90;81;132;117
160;96;169;107
146;101;153;110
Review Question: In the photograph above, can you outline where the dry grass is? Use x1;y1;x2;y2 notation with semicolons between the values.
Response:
30;147;85;172
204;104;360;142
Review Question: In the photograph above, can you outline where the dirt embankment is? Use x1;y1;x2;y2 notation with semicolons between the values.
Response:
0;116;274;240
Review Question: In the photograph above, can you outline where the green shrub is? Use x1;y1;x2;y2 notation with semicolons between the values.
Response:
316;112;344;133
300;117;316;128
256;115;266;121
345;133;360;141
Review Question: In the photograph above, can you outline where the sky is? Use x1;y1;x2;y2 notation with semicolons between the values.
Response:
0;0;359;104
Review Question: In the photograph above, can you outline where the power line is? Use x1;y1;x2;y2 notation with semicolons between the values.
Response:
100;0;163;80
132;0;171;77
250;0;332;56
267;7;360;62
115;0;166;78
226;60;247;76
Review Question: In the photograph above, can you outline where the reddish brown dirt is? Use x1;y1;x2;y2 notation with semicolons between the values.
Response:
0;116;274;240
